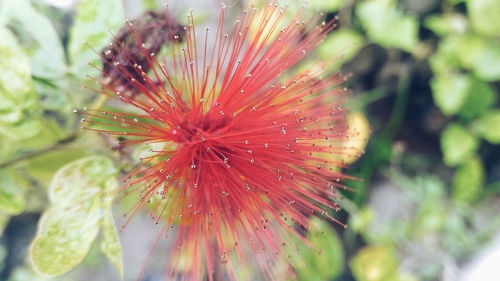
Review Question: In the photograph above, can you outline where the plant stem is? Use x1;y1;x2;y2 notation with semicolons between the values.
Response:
0;134;77;169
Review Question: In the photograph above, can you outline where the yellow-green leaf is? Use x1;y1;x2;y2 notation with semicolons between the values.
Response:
29;156;119;277
431;73;470;116
350;245;399;281
453;157;484;203
441;123;479;166
472;110;500;144
30;200;102;276
101;210;123;279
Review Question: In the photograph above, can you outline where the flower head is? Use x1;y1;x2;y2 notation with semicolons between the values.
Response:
80;2;352;280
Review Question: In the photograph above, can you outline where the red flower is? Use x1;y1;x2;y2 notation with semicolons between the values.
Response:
81;2;351;280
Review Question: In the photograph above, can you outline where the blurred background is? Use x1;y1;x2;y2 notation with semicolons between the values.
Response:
0;0;500;280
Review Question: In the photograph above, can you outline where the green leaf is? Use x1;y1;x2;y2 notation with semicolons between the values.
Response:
1;0;66;79
448;34;487;70
308;0;344;12
467;0;500;37
458;77;496;120
0;118;42;141
472;43;500;81
357;0;419;51
30;200;102;277
431;73;470;116
429;49;459;76
292;218;344;281
441;123;479;166
350;245;399;281
318;28;364;68
350;207;375;234
68;0;125;78
0;171;25;215
49;156;117;205
432;34;500;81
18;119;65;150
27;148;90;186
0;27;37;124
100;178;123;278
472;110;500;144
453;157;484;203
30;156;118;277
424;13;468;36
101;210;123;278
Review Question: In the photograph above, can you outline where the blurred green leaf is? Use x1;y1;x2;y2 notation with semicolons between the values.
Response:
1;0;66;79
357;0;419;51
431;73;470;116
424;13;468;36
30;200;102;277
0;136;15;161
431;34;500;81
101;210;123;278
100;177;123;278
472;43;500;81
350;207;375;234
0;171;25;215
441;123;479;166
0;27;37;124
68;0;124;78
30;156;118;277
318;28;364;68
429;49;459;76
308;0;344;12
350;245;399;281
141;0;158;10
27;148;90;186
467;0;500;37
292;218;344;281
18;119;65;150
448;34;487;70
453;157;484;203
0;118;42;141
33;78;68;110
458;76;496;120
472;110;500;144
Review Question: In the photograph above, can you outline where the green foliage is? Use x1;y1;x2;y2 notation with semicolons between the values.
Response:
458;76;497;120
0;0;498;280
350;245;399;281
68;0;125;78
453;157;484;203
1;0;66;79
26;148;90;186
472;110;500;144
431;73;470;116
292;218;344;281
357;0;418;51
424;13;468;36
29;156;122;278
318;29;364;68
441;123;479;166
467;0;500;36
0;27;37;125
